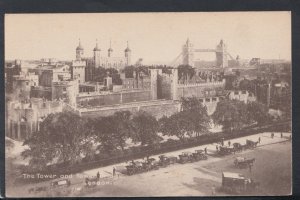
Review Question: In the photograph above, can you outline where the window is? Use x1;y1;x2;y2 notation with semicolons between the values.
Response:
26;82;29;86
234;91;239;95
199;99;203;103
212;98;217;101
242;90;246;94
205;98;210;102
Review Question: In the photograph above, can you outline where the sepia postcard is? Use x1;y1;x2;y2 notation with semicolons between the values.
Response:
5;12;292;197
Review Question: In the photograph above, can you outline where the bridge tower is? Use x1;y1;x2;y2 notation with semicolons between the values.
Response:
216;39;228;68
182;38;194;67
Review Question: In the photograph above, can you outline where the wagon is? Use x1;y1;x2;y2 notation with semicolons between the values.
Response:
159;155;178;167
142;157;159;171
234;157;256;168
218;146;235;156
233;143;243;152
245;140;259;149
221;172;259;194
178;152;194;164
192;150;208;161
125;161;144;175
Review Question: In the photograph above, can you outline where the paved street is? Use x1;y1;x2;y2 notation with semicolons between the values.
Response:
7;131;291;197
83;131;291;178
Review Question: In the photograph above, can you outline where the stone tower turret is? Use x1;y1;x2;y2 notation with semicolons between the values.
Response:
182;38;194;67
93;39;101;68
108;40;113;57
216;39;228;68
76;39;84;61
150;69;162;100
125;41;131;66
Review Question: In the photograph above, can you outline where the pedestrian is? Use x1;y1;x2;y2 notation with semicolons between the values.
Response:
221;138;224;146
97;171;100;179
228;141;231;147
271;132;274;139
204;147;207;155
216;145;219;152
258;137;261;144
281;132;283;138
113;167;116;177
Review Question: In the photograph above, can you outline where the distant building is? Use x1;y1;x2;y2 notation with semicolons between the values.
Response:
228;90;256;104
29;63;71;87
73;39;132;83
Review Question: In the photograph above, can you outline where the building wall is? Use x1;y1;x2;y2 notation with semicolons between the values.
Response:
79;100;180;119
77;90;152;107
52;80;79;107
176;79;225;100
30;86;52;100
6;99;63;141
78;96;222;120
228;90;256;104
72;60;86;83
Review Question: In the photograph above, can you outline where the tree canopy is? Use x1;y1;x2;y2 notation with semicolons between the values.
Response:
178;65;195;83
212;99;250;133
131;111;161;146
22;112;92;170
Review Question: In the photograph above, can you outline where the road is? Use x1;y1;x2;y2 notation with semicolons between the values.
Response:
6;131;292;197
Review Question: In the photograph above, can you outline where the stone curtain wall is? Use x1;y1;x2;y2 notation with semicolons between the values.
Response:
80;100;180;119
77;90;152;107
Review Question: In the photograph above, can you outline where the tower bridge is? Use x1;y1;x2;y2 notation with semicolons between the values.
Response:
170;39;236;68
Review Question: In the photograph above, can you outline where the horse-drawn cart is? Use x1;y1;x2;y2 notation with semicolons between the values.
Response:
234;157;255;168
221;172;259;194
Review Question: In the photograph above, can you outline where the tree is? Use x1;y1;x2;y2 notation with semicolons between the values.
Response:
131;111;162;146
22;112;91;170
106;68;122;85
92;116;119;155
239;78;254;92
178;65;195;83
123;65;135;78
212;99;250;133
180;97;210;137
94;67;107;82
247;101;271;126
111;111;133;151
159;112;192;141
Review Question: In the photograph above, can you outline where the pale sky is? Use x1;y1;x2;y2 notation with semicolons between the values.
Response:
5;12;291;65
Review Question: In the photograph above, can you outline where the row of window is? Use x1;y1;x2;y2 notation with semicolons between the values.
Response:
199;97;223;103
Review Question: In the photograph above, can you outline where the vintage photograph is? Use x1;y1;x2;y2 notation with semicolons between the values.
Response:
5;12;291;197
